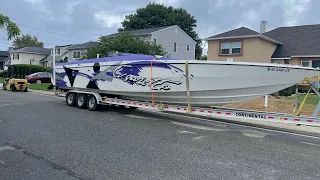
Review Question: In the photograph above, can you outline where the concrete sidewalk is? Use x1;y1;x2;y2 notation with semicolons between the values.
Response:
27;89;57;96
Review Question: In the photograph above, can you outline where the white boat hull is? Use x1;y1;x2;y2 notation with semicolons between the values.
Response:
52;60;319;107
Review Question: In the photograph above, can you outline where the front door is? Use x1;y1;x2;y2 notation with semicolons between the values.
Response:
312;60;320;68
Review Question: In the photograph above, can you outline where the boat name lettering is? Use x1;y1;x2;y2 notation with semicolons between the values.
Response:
236;112;266;119
267;67;290;72
113;65;182;90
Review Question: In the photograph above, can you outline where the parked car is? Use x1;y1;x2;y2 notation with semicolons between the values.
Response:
26;72;51;84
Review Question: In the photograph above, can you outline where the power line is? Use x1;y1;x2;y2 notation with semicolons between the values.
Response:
16;23;93;42
0;42;11;46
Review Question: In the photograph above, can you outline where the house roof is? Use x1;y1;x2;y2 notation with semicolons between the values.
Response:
204;27;281;44
105;25;175;37
67;41;99;50
55;44;73;48
205;27;260;39
0;51;9;57
263;24;320;58
0;56;9;63
11;47;51;55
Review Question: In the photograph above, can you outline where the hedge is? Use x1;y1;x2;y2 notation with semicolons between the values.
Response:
278;85;297;96
0;64;50;78
0;70;7;77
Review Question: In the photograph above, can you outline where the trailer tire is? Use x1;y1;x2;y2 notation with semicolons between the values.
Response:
76;93;87;108
87;95;98;111
66;92;76;106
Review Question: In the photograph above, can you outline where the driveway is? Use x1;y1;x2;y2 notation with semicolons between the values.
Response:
0;90;319;180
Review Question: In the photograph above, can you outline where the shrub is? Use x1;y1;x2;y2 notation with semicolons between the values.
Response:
279;85;297;96
0;70;7;77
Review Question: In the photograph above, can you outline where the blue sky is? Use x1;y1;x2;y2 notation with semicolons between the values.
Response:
0;0;318;54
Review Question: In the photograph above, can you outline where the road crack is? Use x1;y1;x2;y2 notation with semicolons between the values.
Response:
2;140;90;180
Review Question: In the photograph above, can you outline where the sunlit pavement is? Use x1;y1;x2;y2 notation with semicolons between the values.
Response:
0;90;319;180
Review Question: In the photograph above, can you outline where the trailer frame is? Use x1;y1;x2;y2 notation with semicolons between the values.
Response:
60;88;320;127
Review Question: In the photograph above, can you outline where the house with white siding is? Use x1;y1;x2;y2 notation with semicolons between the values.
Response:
106;25;196;60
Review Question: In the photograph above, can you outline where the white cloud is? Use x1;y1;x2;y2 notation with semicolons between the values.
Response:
154;0;182;6
233;9;259;31
62;0;89;23
94;11;126;28
22;0;44;4
22;0;53;19
282;0;313;26
65;0;87;14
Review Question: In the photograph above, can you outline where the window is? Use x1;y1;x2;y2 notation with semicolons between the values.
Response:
301;60;310;67
284;60;290;64
312;60;320;68
187;45;190;52
13;54;19;60
272;60;284;64
39;72;47;76
153;38;157;45
173;42;177;53
220;41;242;55
73;51;81;59
55;48;60;55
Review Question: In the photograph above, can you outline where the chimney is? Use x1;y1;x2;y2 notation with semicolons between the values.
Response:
260;21;267;33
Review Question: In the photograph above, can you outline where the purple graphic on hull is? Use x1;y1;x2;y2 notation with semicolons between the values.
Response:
110;60;185;90
51;59;193;91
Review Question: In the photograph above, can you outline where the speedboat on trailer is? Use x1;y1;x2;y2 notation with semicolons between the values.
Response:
51;53;320;107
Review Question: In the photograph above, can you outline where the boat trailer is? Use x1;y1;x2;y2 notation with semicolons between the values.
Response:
58;82;320;127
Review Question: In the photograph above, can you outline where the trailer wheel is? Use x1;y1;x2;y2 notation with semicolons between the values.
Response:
66;92;76;106
87;95;98;111
76;94;87;108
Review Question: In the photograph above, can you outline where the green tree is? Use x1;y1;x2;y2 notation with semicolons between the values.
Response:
12;34;44;48
118;3;203;59
0;14;20;40
85;32;164;59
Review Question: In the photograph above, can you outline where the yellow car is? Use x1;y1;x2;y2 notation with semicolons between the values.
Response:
2;78;28;92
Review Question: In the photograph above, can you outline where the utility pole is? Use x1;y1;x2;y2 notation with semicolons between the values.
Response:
29;58;35;75
53;46;56;94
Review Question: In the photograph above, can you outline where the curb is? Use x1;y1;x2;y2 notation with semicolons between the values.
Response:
160;111;320;137
138;109;320;137
27;89;60;96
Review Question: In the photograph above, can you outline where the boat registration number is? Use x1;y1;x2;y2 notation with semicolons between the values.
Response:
267;67;290;72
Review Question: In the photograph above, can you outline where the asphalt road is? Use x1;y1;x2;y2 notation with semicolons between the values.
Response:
0;90;319;180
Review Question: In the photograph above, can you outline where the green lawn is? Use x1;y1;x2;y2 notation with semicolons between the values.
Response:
0;77;3;83
28;83;52;91
297;94;320;105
